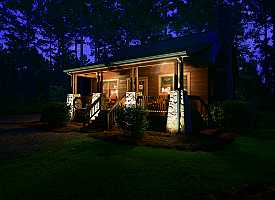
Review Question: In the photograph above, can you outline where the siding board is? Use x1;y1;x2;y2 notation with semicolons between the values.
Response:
97;63;208;102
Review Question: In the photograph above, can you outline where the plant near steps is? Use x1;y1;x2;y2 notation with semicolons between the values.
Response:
116;106;148;138
41;102;70;128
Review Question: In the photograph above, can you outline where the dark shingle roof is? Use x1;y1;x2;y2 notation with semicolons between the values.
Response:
64;32;221;71
114;32;220;62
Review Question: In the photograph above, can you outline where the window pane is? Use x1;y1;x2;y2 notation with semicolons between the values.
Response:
160;76;173;94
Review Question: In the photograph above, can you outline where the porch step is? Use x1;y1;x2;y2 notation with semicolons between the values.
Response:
88;111;108;130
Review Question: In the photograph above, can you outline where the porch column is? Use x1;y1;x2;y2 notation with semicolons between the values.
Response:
179;57;185;134
135;67;139;93
130;67;135;92
72;74;78;94
91;79;93;94
100;71;103;93
96;72;101;93
70;74;74;93
174;61;178;90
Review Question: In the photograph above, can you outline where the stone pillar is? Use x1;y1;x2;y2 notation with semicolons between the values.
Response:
125;92;136;108
166;90;179;134
166;90;187;135
66;93;81;120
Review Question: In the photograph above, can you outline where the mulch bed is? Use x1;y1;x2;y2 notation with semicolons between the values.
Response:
86;128;238;151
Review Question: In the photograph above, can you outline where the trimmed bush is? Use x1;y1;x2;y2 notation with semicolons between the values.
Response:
223;100;254;132
116;106;148;138
41;102;70;128
209;100;255;132
209;102;225;128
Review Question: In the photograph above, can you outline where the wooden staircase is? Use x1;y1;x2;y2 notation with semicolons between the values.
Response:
73;94;126;130
87;110;108;130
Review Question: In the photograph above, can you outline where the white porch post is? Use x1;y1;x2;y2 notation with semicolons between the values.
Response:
125;92;136;108
66;94;81;120
72;74;78;94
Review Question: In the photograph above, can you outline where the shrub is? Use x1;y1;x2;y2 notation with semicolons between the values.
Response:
223;100;254;132
41;102;70;128
209;102;225;128
116;106;148;138
209;100;254;132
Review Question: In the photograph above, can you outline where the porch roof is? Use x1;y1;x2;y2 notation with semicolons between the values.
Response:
64;32;220;73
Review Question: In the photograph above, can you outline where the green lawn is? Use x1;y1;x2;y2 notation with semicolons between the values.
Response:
0;130;275;200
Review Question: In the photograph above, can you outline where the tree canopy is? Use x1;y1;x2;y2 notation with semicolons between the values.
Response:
0;0;274;105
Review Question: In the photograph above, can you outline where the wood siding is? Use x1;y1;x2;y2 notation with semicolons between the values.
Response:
102;70;130;99
185;65;208;103
76;62;209;103
138;63;175;97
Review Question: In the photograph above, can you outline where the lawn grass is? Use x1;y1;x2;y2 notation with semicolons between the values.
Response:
0;130;275;200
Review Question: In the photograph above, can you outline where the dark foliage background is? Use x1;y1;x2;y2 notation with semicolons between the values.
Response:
0;0;274;115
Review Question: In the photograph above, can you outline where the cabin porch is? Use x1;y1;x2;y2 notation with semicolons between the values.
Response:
66;58;209;132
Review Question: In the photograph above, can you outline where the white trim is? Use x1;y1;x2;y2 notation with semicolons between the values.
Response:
64;51;188;73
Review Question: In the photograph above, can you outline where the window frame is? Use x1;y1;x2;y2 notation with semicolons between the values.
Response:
158;74;174;95
158;72;191;95
103;79;118;98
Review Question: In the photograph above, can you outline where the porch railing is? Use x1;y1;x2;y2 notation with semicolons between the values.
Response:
107;95;126;129
73;94;101;126
89;96;101;122
136;95;169;113
188;95;209;123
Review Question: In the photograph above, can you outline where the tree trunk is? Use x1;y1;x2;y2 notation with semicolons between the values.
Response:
49;33;52;69
75;36;78;58
271;11;275;95
80;34;84;65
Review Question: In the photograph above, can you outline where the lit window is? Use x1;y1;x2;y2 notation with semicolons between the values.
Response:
159;75;174;95
103;80;118;98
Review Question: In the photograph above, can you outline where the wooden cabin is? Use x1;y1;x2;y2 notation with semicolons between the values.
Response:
64;32;233;133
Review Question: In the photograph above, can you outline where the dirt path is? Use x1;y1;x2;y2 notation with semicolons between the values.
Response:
0;113;41;124
0;114;83;160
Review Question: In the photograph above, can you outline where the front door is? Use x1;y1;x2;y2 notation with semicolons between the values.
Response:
138;77;148;96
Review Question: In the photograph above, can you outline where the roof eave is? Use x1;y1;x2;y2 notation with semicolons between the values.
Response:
64;51;188;73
